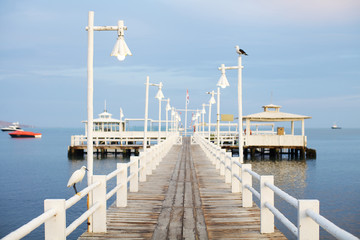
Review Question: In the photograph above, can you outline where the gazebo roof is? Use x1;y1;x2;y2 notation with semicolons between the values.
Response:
82;110;121;123
243;104;311;122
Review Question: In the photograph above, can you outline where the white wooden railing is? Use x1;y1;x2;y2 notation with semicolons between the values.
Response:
2;133;180;240
71;131;168;147
193;133;359;240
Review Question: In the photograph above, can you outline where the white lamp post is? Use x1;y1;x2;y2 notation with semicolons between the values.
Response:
143;77;163;150
86;10;131;188
218;45;247;163
216;64;230;146
201;104;206;135
165;99;171;135
155;82;164;143
86;11;131;232
206;90;216;140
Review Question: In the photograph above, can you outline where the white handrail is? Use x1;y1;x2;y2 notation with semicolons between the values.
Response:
245;184;260;200
66;201;101;236
106;183;124;200
193;133;359;240
105;167;123;181
265;202;298;237
306;209;359;240
265;182;298;208
2;208;57;240
65;181;100;209
245;168;261;180
2;132;180;240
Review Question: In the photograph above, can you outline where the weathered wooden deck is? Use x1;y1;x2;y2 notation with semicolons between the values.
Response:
79;137;286;239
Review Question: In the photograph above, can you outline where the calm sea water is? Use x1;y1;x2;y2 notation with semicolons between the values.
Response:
0;128;359;239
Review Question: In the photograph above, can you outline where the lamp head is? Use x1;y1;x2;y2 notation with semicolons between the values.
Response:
166;101;171;111
155;88;164;100
110;20;132;61
201;107;206;114
217;64;230;88
209;95;216;104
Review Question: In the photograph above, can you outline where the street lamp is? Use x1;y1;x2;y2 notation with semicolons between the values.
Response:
218;45;247;163
144;77;163;150
86;10;131;189
201;104;207;135
110;21;132;61
86;11;131;232
165;99;171;135
206;90;216;140
120;107;124;132
155;82;164;143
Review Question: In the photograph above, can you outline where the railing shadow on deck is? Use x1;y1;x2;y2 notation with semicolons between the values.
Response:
193;133;358;240
2;133;181;240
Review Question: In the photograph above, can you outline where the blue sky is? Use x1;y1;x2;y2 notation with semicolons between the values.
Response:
0;0;359;128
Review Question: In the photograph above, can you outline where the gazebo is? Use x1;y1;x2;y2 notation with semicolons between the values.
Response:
242;104;311;148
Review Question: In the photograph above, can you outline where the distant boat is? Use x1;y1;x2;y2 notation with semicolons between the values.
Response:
331;124;342;129
9;131;42;138
1;122;23;132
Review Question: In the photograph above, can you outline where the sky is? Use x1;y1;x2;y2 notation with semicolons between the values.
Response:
0;0;359;128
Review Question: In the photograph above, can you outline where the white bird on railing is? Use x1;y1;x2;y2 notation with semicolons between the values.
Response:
67;166;88;195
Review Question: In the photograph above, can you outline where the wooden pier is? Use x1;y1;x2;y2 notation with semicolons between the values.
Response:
79;137;286;239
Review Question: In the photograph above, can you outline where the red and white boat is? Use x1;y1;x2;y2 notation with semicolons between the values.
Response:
9;131;42;138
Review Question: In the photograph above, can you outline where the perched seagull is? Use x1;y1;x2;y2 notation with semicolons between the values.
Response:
235;46;248;56
67;166;88;195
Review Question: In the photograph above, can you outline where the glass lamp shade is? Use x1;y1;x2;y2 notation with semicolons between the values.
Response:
111;36;132;61
209;96;216;104
217;74;230;88
166;103;171;111
155;89;164;100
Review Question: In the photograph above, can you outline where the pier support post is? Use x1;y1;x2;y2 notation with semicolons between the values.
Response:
298;200;319;240
44;199;66;239
117;163;127;207
92;175;107;233
130;156;139;192
260;176;274;233
242;164;253;207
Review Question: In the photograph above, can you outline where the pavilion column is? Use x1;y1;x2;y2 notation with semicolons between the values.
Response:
291;121;294;135
246;119;250;136
301;120;305;136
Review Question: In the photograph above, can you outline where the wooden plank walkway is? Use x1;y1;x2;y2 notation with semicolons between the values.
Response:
79;137;286;239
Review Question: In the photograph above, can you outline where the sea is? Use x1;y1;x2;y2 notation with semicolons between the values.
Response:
0;128;359;239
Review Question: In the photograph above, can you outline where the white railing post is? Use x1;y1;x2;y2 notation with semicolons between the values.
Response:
298;200;319;240
216;147;221;170
117;163;127;207
260;175;274;233
130;156;139;192
220;149;226;176
92;175;107;233
225;152;232;183
242;164;253;207
152;146;157;170
139;151;147;182
146;150;153;175
232;157;241;193
44;199;66;239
